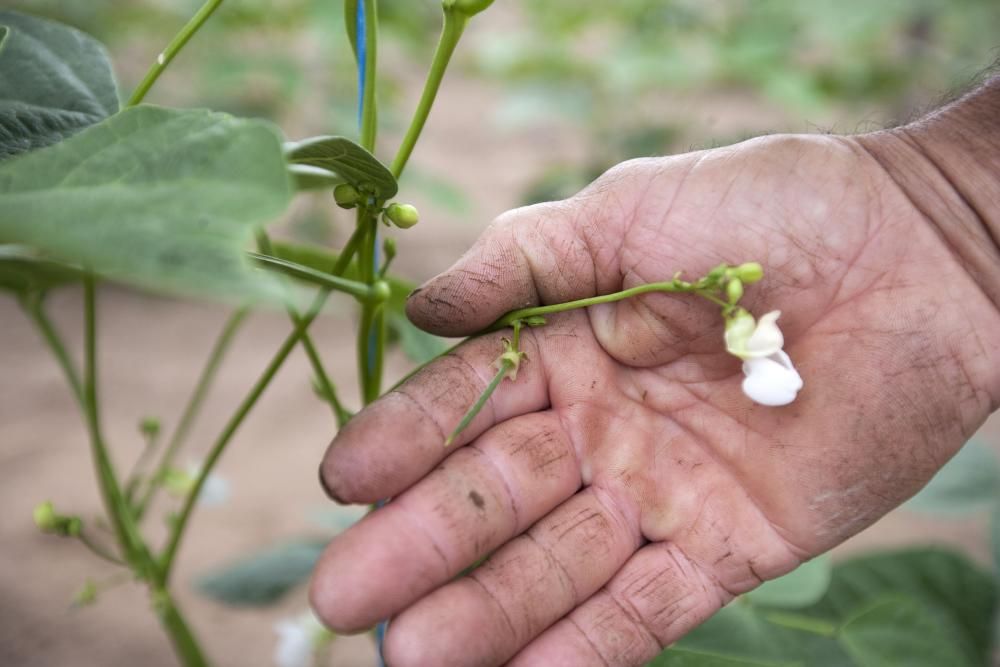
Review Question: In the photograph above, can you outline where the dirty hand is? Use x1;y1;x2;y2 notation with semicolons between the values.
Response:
310;95;1000;666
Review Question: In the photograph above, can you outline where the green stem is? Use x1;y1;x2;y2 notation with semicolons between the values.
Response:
155;587;210;667
133;307;249;520
359;0;379;152
389;9;467;178
77;527;125;566
763;611;839;638
82;277;154;576
157;237;363;582
23;295;83;405
356;210;382;405
249;252;375;301
446;361;507;447
487;281;724;331
127;0;227;107
255;232;351;427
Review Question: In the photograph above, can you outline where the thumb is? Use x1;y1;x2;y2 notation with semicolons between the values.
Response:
406;199;624;337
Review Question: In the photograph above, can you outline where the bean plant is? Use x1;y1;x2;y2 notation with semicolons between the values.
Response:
2;2;997;666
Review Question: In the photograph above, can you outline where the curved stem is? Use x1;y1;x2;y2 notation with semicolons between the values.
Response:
356;210;381;404
134;307;249;520
390;10;467;178
487;281;725;331
127;0;227;107
77;527;125;566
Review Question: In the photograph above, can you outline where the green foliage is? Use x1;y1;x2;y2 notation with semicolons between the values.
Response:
195;539;327;606
0;10;119;160
0;105;292;300
285;135;398;199
651;548;996;666
906;440;999;515
745;555;831;609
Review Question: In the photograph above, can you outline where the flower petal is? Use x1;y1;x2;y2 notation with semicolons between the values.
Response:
741;352;802;406
744;310;784;357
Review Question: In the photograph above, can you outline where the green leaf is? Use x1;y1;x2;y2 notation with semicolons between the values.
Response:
286;135;398;199
800;548;996;665
0;10;119;160
745;555;831;609
289;163;343;191
906;440;999;515
195;539;326;606
0;105;292;300
649;646;796;666
838;596;970;667
388;310;451;364
0;245;82;294
344;0;359;62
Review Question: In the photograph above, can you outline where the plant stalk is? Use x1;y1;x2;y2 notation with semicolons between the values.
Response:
390;10;467;178
127;0;227;106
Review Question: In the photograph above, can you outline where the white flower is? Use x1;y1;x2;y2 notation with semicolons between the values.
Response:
725;310;803;406
273;611;330;667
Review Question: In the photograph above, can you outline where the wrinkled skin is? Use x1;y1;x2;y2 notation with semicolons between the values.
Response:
311;134;1000;667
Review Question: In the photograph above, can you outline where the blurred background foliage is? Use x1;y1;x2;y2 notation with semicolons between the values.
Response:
8;0;1000;211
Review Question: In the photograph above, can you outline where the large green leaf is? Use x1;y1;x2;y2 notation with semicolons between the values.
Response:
838;596;969;667
799;548;995;665
906;440;999;515
285;135;397;199
651;548;995;667
0;10;119;160
746;555;831;609
195;539;326;606
0;105;292;300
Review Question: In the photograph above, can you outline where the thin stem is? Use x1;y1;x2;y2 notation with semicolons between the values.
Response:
249;252;375;301
23;295;83;405
77;527;125;566
356;210;381;405
134;307;249;519
445;363;506;447
154;587;210;667
390;10;467;178
359;0;379;152
255;231;351;427
763;610;839;638
487;281;723;331
82;277;153;576
127;0;227;107
157;239;362;581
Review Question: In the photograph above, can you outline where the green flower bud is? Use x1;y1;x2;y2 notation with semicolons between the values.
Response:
333;183;360;209
371;280;392;304
443;0;494;17
33;501;59;533
726;278;744;304
734;262;764;284
382;237;397;263
383;203;419;229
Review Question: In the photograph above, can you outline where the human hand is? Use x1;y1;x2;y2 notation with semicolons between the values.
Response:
310;132;1000;666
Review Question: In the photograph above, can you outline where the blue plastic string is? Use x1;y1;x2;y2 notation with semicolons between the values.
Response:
355;7;388;665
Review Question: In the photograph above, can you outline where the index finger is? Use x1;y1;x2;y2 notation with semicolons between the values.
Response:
319;328;549;504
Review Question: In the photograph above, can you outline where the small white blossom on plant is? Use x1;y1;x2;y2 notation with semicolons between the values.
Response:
273;611;332;667
724;309;803;406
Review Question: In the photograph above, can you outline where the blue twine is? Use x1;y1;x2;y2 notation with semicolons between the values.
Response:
356;6;388;665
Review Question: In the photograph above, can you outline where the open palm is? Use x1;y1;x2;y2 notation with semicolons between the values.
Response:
310;134;998;666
